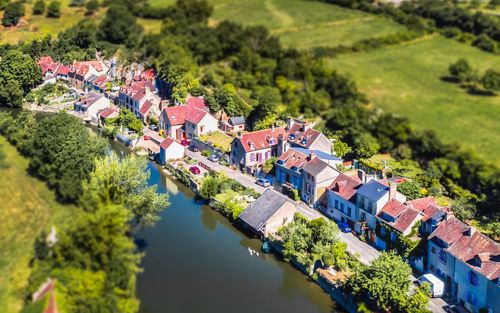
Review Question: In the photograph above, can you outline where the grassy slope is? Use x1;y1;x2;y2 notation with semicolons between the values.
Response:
0;0;105;45
147;0;405;49
327;35;500;162
0;137;74;313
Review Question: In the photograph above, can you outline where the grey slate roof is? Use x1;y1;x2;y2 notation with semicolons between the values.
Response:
229;116;245;126
301;158;330;176
357;179;389;201
239;189;291;231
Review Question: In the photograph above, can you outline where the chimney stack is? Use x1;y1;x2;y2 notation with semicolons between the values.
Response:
465;227;475;237
389;182;397;200
357;169;367;184
308;151;315;161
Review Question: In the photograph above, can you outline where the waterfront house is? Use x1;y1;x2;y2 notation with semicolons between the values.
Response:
301;155;340;207
37;56;69;84
68;60;108;90
74;91;110;120
98;107;119;126
230;127;287;173
286;119;333;155
159;138;185;163
275;148;309;190
427;216;500;313
159;96;217;140
238;189;296;237
419;204;450;236
118;80;161;121
326;171;362;226
354;180;406;241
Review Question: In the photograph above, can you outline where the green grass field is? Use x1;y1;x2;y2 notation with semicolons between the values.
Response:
0;0;105;45
148;0;405;49
0;137;74;313
327;35;500;162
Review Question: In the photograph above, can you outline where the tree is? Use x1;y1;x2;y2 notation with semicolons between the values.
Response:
346;252;416;311
2;1;25;27
69;0;85;6
99;4;143;46
199;174;224;199
29;113;106;201
473;34;497;53
451;195;477;221
481;69;500;93
0;50;42;94
33;0;46;15
397;181;421;200
80;154;169;228
333;139;351;158
85;0;99;15
46;1;61;17
247;87;280;130
0;80;24;108
448;59;476;84
354;133;380;159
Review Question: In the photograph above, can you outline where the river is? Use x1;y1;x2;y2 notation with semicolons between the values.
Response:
107;140;341;313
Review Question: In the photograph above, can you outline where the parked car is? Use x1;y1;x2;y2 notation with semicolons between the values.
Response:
189;166;201;175
188;145;199;152
143;135;151;140
148;125;158;131
207;154;219;162
181;139;189;146
337;222;352;233
256;178;270;187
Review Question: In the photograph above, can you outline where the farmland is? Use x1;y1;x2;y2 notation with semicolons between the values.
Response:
0;0;105;45
327;35;500;162
0;137;74;312
148;0;406;49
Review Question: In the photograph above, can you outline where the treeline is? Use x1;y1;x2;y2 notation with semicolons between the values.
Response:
319;0;499;53
447;58;500;95
0;111;168;312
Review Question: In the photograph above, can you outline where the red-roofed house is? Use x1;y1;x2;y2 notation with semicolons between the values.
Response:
159;97;217;140
230;127;287;172
37;56;69;84
326;171;362;225
159;138;184;163
275;148;309;189
427;216;500;312
286;119;333;155
68;60;108;90
98;107;119;126
118;80;161;122
74;91;110;120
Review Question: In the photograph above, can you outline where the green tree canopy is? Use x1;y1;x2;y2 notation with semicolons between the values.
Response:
32;0;46;15
99;4;143;46
85;0;99;15
0;50;42;94
481;69;500;93
2;1;25;26
46;0;60;17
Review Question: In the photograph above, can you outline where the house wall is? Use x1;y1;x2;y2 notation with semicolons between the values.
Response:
275;165;302;189
327;191;356;224
87;97;110;118
427;240;456;295
186;114;218;139
301;166;338;206
230;139;246;168
486;279;500;313
355;193;389;231
160;143;185;163
263;202;296;237
309;134;333;155
454;259;489;313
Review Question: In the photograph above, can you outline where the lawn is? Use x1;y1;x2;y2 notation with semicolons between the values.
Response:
0;137;74;313
327;35;500;163
199;131;234;153
147;0;405;49
0;0;105;45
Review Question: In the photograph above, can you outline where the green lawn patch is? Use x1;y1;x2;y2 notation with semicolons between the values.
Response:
199;131;234;153
327;35;500;163
0;137;75;313
148;0;405;49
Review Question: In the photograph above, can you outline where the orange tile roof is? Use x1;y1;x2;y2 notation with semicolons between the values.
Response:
238;127;287;152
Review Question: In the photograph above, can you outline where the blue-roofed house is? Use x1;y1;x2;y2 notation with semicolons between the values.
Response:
355;180;396;240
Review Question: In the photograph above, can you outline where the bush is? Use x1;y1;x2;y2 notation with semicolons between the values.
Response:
32;0;45;15
201;150;211;157
46;1;61;18
85;0;99;15
2;1;25;26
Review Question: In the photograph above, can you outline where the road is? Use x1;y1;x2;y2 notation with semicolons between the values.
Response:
185;148;447;312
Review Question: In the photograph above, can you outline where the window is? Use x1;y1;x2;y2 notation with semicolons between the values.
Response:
335;200;339;209
391;232;397;242
469;271;478;286
340;203;345;212
430;264;435;272
380;227;386;236
439;250;447;264
431;246;436;254
347;207;352;217
466;292;478;306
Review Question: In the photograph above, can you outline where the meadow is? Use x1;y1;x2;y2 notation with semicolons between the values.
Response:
0;137;74;312
148;0;405;49
327;35;500;162
0;0;106;45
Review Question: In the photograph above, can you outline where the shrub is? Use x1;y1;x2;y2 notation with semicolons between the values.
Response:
46;1;61;18
201;150;211;157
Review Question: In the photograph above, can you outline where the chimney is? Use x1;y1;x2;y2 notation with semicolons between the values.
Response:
248;141;254;150
308;151;316;161
357;169;367;184
271;124;275;132
389;182;397;200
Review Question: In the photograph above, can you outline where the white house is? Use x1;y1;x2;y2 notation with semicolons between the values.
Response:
326;171;362;226
159;138;184;163
74;91;110;120
185;109;218;139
